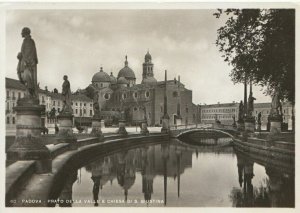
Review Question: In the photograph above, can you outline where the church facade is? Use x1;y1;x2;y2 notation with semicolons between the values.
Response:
88;51;197;126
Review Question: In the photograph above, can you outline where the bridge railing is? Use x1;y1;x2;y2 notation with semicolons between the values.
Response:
170;123;212;131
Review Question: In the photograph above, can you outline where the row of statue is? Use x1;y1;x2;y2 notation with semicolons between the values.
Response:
16;27;283;122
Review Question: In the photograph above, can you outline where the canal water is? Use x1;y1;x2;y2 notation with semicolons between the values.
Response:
60;137;294;207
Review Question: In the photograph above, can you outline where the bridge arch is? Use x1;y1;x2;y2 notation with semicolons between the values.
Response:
176;128;236;139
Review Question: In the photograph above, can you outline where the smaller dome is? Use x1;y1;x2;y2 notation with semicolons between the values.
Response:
92;67;111;83
145;50;152;61
117;77;128;84
142;77;157;85
110;72;117;84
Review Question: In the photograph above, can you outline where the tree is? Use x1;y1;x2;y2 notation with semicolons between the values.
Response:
53;88;58;93
214;9;295;103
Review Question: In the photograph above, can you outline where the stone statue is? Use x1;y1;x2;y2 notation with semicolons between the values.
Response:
238;101;244;121
17;27;38;98
270;88;282;118
61;75;72;113
247;91;256;117
257;112;262;124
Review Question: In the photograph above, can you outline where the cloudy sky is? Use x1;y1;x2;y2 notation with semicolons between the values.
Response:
5;9;271;104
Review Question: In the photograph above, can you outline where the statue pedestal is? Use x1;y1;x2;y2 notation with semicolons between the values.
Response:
176;118;182;129
140;120;149;135
237;120;245;132
91;117;103;139
117;119;128;136
244;116;255;133
270;116;282;135
161;116;170;134
7;99;52;173
256;123;262;132
57;112;77;150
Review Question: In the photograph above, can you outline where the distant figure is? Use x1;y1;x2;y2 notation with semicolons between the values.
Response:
17;27;38;97
238;101;244;121
42;126;49;135
55;124;59;134
61;75;72;113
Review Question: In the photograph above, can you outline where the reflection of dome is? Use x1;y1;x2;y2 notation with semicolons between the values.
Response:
142;77;157;85
145;51;152;61
118;56;136;80
117;76;128;84
92;67;111;82
110;72;117;84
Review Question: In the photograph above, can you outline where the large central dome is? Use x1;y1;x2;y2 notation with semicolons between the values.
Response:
92;67;111;82
118;56;136;80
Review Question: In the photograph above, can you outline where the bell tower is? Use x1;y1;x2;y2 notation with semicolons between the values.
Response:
142;50;154;79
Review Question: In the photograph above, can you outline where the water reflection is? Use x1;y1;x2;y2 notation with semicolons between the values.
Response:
62;137;294;207
230;152;294;207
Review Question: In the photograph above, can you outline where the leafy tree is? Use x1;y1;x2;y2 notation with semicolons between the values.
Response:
53;88;58;93
214;9;295;103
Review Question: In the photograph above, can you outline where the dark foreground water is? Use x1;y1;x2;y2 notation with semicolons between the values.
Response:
59;137;294;207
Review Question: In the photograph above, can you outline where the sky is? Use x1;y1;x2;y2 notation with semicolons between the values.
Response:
5;9;271;104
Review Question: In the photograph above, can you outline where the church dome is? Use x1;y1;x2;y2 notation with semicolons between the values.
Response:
142;77;157;85
110;72;117;84
118;56;136;80
117;76;128;84
92;67;111;83
145;51;152;62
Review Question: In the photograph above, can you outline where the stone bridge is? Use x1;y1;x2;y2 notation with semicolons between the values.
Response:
169;124;238;139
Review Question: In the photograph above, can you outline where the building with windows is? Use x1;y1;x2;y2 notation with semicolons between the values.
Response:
85;51;197;126
199;102;293;130
5;78;93;133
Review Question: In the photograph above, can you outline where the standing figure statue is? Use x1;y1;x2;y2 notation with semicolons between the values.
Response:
247;91;256;117
257;112;262;125
61;75;72;113
17;27;38;98
270;88;282;118
238;101;244;121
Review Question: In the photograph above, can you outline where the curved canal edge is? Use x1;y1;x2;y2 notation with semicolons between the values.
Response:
232;136;295;174
6;134;169;207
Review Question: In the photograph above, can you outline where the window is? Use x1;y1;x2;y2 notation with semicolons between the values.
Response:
12;91;15;98
53;101;56;105
90;103;92;107
18;92;21;99
133;92;138;98
104;93;110;100
76;109;78;114
145;91;150;98
6;102;9;110
6;91;9;98
80;103;82;107
76;102;78;106
83;109;86;114
122;93;127;99
90;110;92;116
12;103;15;112
12;117;15;124
58;108;60;112
80;109;82;116
6;117;10;124
84;103;86;106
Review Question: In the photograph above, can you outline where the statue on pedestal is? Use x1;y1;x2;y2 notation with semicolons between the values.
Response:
238;101;244;122
61;75;72;114
257;112;262;125
17;27;38;98
270;88;283;118
247;91;256;117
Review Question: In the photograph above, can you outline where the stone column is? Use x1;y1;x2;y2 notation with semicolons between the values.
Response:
161;70;170;134
7;98;52;173
57;112;77;150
